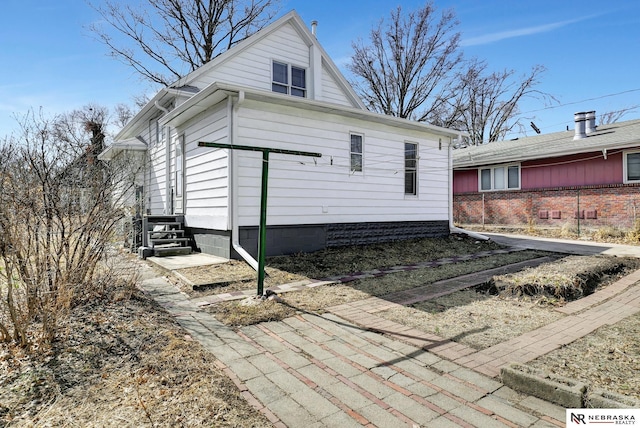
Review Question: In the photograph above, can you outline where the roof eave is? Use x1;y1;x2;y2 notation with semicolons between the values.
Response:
163;81;466;138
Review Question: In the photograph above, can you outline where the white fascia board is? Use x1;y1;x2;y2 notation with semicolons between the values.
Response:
114;89;170;141
158;79;465;139
98;137;147;161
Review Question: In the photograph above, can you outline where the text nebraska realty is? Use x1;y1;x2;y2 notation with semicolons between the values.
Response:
572;412;636;425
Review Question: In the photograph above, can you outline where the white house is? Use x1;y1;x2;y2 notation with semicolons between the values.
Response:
100;10;464;261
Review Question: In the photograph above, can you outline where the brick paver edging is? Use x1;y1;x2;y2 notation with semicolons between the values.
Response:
191;247;525;306
328;270;640;380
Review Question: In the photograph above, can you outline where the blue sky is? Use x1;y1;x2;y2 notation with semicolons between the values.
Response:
1;0;639;140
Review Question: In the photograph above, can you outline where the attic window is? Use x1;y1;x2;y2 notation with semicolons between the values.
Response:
272;61;306;97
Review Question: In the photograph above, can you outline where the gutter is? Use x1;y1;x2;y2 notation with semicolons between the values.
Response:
156;100;172;214
228;91;259;270
449;133;489;241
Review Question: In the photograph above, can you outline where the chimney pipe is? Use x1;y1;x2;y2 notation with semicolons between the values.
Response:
311;20;318;37
573;112;587;140
585;110;597;134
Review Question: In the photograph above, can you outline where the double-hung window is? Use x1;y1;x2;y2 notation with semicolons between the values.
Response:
350;133;363;172
479;164;520;191
272;61;306;97
624;151;640;183
405;142;418;195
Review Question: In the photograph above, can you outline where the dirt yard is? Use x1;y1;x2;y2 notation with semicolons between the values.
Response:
2;235;639;427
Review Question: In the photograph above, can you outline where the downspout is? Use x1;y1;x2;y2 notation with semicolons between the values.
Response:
229;91;259;270
155;101;172;214
448;133;489;241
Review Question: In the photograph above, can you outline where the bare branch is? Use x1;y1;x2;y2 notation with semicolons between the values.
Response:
599;106;640;125
89;0;281;86
349;2;462;120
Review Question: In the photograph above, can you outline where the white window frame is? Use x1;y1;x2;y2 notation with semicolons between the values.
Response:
404;142;418;196
350;133;363;173
623;150;640;183
175;135;185;198
478;164;521;191
272;60;306;97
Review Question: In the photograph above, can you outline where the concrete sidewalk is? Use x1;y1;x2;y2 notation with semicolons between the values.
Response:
477;232;640;258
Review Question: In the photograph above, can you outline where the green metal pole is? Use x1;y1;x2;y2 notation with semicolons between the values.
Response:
196;142;320;296
257;150;270;295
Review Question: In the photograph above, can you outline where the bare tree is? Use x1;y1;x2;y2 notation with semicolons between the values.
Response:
90;0;281;86
349;2;462;121
350;2;555;146
0;108;138;347
443;61;554;146
599;106;639;125
113;103;135;128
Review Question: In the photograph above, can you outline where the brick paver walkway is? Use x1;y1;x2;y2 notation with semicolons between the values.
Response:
141;248;640;427
328;269;640;378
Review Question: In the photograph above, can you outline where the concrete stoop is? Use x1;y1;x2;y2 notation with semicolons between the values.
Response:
501;363;639;409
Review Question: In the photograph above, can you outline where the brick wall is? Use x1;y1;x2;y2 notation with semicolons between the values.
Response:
454;184;640;229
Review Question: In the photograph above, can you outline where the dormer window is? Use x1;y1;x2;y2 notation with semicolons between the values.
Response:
272;61;306;97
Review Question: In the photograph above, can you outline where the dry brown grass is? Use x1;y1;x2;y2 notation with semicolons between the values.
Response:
492;255;640;303
528;311;640;399
380;290;564;349
267;235;504;278
0;274;272;428
208;249;551;326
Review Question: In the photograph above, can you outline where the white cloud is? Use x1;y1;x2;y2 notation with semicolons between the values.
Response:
461;18;584;47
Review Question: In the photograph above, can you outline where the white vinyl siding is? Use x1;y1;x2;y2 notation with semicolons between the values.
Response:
184;22;357;108
189;22;309;92
479;164;520;191
233;99;448;226
319;62;352;106
178;102;230;230
146;126;168;214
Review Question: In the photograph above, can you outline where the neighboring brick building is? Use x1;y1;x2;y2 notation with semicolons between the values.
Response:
453;112;640;229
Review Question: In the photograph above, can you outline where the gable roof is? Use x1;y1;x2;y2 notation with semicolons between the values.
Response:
114;10;365;142
454;118;640;168
171;10;365;110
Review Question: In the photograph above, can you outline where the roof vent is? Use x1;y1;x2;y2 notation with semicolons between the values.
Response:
311;20;318;37
573;112;587;140
585;110;597;134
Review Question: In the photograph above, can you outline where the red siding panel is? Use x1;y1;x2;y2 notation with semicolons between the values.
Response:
453;169;478;193
521;152;623;189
